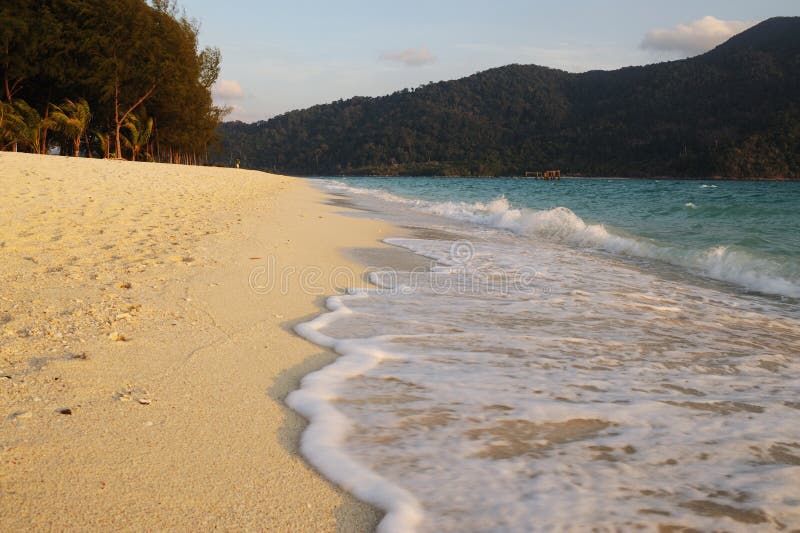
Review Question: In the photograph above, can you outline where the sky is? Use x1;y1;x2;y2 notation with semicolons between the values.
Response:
178;0;800;122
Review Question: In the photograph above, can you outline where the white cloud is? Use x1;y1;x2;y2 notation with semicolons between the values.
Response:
379;47;437;67
213;79;245;100
641;16;755;56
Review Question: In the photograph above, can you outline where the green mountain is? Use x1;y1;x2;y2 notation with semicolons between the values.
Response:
214;17;800;179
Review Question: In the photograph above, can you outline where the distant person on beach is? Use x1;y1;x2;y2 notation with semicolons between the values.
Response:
235;159;240;169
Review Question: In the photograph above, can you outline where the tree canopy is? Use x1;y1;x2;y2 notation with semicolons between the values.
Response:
213;17;800;180
0;0;225;162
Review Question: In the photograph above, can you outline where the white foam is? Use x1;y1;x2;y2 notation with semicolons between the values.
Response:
323;181;800;298
290;234;800;531
287;294;424;533
697;246;800;298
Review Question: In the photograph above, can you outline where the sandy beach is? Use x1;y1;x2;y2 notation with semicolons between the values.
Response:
0;152;393;531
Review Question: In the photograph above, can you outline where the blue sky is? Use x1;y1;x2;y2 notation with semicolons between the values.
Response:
179;0;799;121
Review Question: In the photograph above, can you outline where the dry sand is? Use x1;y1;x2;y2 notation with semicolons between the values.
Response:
0;152;398;531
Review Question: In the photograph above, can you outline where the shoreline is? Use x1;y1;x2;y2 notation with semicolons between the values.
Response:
268;177;800;531
0;152;403;531
304;174;800;182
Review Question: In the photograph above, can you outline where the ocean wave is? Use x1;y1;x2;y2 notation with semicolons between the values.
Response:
287;293;424;533
323;181;800;298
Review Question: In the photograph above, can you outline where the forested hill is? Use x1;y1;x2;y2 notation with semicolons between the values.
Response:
214;17;800;179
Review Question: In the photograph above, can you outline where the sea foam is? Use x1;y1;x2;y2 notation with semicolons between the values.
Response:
289;229;800;531
325;181;800;298
287;179;800;530
287;293;424;533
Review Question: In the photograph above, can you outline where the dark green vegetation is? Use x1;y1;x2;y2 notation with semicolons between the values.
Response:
215;17;800;179
1;0;225;162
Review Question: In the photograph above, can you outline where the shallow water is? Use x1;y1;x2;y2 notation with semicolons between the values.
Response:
288;178;800;532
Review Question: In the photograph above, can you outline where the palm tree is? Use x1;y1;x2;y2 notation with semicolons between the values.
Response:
121;112;153;161
0;100;12;150
2;99;46;153
95;130;111;159
49;98;92;157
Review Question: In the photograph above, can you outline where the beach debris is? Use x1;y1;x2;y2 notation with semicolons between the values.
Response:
70;352;89;360
57;408;72;415
118;281;132;289
117;384;149;403
169;255;194;263
9;410;32;420
108;332;127;342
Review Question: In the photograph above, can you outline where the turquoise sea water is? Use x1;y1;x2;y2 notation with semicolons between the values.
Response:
334;177;800;257
288;177;800;532
328;177;800;298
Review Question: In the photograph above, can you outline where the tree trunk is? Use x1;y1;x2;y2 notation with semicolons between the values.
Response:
113;70;155;161
41;106;50;155
114;77;122;158
115;122;122;159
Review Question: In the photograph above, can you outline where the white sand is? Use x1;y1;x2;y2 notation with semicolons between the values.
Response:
0;152;395;530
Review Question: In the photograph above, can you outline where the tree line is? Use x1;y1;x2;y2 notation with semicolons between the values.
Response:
1;0;226;163
213;17;800;180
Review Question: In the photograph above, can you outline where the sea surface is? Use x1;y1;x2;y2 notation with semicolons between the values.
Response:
287;177;800;532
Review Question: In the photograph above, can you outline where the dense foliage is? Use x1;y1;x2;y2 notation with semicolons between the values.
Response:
215;17;800;179
0;0;225;162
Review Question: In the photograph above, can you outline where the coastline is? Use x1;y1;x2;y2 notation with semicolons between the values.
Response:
270;177;800;531
0;152;399;531
306;174;799;182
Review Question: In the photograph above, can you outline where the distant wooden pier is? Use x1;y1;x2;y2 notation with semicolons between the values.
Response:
525;170;561;180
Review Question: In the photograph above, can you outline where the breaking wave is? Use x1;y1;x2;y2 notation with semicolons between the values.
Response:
325;182;800;298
